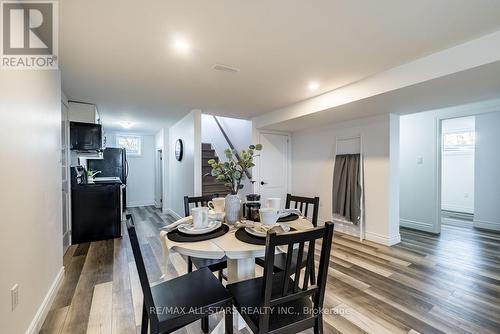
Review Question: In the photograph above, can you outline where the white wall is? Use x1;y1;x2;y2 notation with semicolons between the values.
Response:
201;114;253;196
105;132;156;207
167;111;202;218
400;111;440;233
0;71;63;333
291;114;401;245
474;110;500;230
441;117;475;214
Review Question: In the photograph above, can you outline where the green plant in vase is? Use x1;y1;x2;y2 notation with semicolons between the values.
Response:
207;144;262;194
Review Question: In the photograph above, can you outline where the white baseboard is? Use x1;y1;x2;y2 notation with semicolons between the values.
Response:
442;204;474;214
25;266;65;334
400;218;436;233
474;219;500;231
127;201;155;208
163;208;182;220
365;231;401;246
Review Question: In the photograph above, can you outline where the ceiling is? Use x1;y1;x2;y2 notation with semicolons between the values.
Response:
60;0;500;133
264;61;500;132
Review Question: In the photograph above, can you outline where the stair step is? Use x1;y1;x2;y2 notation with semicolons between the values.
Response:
202;152;217;159
202;143;212;150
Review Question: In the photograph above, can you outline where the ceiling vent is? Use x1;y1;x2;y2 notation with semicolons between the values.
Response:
212;63;240;73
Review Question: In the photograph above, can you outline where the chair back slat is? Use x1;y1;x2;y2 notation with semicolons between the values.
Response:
259;222;334;331
282;244;294;296
126;215;158;323
183;194;219;217
285;194;320;227
293;242;305;293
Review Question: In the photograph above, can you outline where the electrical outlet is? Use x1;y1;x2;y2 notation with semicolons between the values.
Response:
11;284;19;311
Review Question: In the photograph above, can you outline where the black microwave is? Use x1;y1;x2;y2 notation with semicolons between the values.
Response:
70;122;103;151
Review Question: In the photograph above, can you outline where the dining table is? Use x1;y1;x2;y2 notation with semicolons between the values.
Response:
159;216;314;333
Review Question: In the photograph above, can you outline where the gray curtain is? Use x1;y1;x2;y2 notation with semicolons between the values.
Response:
332;154;361;224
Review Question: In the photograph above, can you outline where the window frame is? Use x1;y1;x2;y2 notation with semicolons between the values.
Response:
115;134;142;156
442;129;475;153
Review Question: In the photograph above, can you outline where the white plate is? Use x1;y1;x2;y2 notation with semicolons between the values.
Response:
245;223;291;238
178;221;222;235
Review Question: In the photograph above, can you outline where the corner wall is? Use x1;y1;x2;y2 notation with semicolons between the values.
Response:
0;70;63;333
167;110;202;218
291;114;400;245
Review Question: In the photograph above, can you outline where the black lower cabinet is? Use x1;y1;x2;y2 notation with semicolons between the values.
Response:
71;184;121;244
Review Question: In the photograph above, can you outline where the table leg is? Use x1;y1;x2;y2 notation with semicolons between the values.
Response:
227;258;256;330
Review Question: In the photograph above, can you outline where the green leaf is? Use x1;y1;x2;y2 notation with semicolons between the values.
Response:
255;144;262;150
233;171;241;179
216;174;226;181
207;159;215;165
249;144;255;150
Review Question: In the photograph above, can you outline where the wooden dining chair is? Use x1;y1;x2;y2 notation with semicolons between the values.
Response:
227;222;334;334
285;194;320;227
183;195;228;283
256;194;321;281
126;214;233;334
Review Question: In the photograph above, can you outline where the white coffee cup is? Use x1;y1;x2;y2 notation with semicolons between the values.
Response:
259;208;280;226
191;207;209;229
208;197;225;213
266;198;282;210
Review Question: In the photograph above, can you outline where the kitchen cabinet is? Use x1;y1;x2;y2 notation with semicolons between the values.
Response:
71;183;121;244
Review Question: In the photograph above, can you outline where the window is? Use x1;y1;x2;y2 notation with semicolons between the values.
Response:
443;131;475;152
116;134;142;156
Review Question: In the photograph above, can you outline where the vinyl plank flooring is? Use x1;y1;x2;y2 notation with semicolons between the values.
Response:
41;207;500;334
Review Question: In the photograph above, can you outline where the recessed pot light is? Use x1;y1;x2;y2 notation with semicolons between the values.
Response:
172;36;190;54
119;121;133;129
308;81;319;91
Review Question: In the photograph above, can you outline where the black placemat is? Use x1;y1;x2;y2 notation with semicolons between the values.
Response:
235;227;297;245
251;213;299;223
167;224;229;242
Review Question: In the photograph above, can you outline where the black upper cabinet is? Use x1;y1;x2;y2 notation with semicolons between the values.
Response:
70;121;102;151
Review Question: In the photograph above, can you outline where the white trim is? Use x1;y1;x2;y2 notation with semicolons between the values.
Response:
365;231;401;246
25;267;65;334
163;208;183;220
441;204;474;214
127;201;155;208
400;218;435;233
474;219;500;231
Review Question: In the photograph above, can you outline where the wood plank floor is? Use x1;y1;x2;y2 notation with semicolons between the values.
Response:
40;206;500;334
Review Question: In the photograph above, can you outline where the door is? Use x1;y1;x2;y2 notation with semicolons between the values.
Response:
155;149;163;208
258;132;289;208
61;101;71;252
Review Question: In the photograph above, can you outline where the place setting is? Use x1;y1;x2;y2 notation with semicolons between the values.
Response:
235;197;302;245
165;198;229;242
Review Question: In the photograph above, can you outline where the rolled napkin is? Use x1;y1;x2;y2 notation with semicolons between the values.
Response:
162;216;192;232
280;208;302;217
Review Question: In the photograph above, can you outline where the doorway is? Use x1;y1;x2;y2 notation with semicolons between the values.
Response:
257;132;290;209
440;116;475;228
155;149;163;209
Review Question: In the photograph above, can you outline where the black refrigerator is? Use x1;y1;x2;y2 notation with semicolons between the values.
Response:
87;147;128;208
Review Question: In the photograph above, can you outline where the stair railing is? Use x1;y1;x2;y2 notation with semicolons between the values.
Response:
212;115;252;179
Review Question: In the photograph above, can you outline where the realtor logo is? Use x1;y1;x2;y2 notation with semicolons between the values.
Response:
1;1;58;69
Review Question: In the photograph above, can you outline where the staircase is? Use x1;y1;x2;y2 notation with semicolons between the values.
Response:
202;143;231;196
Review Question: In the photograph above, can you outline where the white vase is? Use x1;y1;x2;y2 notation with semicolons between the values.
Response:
225;194;241;224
